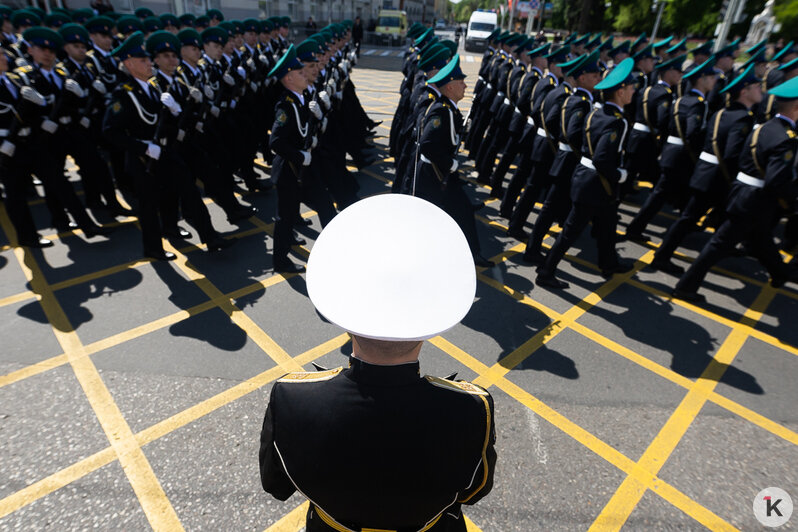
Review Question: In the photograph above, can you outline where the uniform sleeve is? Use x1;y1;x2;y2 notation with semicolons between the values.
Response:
723;117;751;177
269;100;306;167
458;392;497;506
765;137;798;200
102;91;148;157
684;100;706;148
592;121;624;182
565;101;587;149
419;107;455;173
654;92;672;135
259;383;297;501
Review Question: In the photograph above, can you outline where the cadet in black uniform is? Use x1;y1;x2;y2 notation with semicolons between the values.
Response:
415;55;492;267
261;193;496;531
653;63;762;275
706;40;739;114
765;41;797;90
268;44;310;274
673;77;798;302
536;58;638;289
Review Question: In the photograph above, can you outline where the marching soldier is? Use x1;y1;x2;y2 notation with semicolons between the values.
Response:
707;40;739;114
653;63;762;275
674;76;798;302
261;193;496;531
536;58;638;289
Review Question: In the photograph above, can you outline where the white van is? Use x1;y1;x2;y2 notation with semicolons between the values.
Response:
465;10;498;52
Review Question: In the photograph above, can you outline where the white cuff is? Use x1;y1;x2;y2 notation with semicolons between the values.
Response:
0;140;15;157
145;142;161;160
301;150;311;166
450;159;459;172
618;168;628;184
41;119;58;134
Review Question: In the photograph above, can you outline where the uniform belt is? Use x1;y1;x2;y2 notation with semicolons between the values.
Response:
699;151;719;164
536;127;548;138
666;135;683;146
312;504;443;532
17;127;31;137
58;116;72;125
526;116;534;126
632;122;651;133
503;97;511;106
559;142;573;152
580;156;595;170
486;83;492;90
496;91;505;98
736;172;765;188
0;128;8;137
513;107;521;114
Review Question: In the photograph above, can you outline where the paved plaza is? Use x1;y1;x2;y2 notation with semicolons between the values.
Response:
0;52;796;531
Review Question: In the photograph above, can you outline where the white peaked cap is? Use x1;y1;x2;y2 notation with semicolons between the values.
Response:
306;194;476;341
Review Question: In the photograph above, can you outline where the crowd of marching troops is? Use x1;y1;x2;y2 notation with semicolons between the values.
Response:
392;25;798;302
0;6;379;272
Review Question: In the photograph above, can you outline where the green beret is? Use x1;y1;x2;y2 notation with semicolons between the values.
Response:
206;9;224;22
59;23;90;45
111;30;147;60
177;28;202;48
116;15;143;35
134;7;155;19
143;16;163;33
146;30;181;56
201;26;228;45
84;16;114;35
44;12;71;28
11;10;41;27
22;26;63;49
160;13;180;28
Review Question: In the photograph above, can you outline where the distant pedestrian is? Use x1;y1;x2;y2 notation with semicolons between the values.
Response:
352;16;363;56
305;16;316;36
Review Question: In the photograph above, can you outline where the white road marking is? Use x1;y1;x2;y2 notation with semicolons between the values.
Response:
363;49;376;55
526;410;548;465
466;55;475;63
380;50;392;56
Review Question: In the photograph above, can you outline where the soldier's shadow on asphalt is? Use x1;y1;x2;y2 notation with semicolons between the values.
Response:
0;253;7;271
587;292;763;395
463;277;580;380
16;247;144;332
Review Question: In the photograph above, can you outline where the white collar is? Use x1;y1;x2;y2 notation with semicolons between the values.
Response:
135;77;152;93
222;53;232;63
245;43;256;54
69;57;84;69
159;72;175;85
290;89;305;105
444;95;458;110
39;66;56;77
777;113;797;128
93;44;109;57
182;61;199;75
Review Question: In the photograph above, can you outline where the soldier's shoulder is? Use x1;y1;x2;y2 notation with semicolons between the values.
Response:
424;375;490;397
277;367;344;383
14;64;33;74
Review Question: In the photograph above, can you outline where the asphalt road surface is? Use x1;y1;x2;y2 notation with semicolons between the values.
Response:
0;52;796;531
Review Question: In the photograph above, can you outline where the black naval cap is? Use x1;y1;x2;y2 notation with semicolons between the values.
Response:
146;30;180;56
111;30;148;60
22;26;64;49
177;28;202;49
59;23;90;45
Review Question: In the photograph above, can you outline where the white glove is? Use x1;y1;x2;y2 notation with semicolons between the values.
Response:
230;99;237;109
300;150;311;166
319;90;330;110
64;79;85;98
160;92;182;116
247;58;256;72
210;105;220;117
41;119;58;134
79;117;91;128
223;73;235;86
145;142;161;160
189;87;202;103
321;116;328;133
176;129;186;142
333;68;340;82
21;86;45;106
259;54;268;64
334;90;342;100
250;81;258;92
92;78;107;95
308;100;322;120
618;168;628;184
204;85;214;99
311;135;318;149
196;121;204;133
450;159;459;172
326;80;335;94
236;66;246;78
0;140;15;157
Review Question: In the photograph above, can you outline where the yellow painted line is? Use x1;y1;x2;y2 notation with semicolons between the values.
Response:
263;501;309;531
0;334;349;519
431;336;737;531
464;515;483;531
588;288;774;532
0;353;69;388
0;289;37;309
3;238;184;529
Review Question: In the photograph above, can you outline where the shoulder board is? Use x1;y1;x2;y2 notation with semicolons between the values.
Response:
441;102;449;108
425;375;489;396
788;130;797;139
148;78;159;88
697;96;704;102
55;66;67;76
285;95;294;103
7;72;20;81
198;58;207;67
16;65;33;73
614;112;623;119
86;49;96;56
122;83;134;91
278;367;343;383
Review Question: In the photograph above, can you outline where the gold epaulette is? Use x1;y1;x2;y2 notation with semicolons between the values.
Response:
285;95;294;103
122;83;133;91
55;66;68;76
278;367;343;383
15;65;32;73
148;78;159;88
425;376;489;396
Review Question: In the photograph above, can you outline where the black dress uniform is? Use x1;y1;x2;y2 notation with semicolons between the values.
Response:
537;101;631;287
260;358;496;531
674;113;798;300
625;79;673;185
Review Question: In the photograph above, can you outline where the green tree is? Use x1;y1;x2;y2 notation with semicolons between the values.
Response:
604;0;653;34
774;0;798;40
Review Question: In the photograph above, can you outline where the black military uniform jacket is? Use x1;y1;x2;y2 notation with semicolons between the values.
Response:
550;86;593;181
707;69;732;114
260;358;496;531
518;72;557;147
269;89;309;182
660;88;708;171
689;101;754;194
531;80;571;163
418;95;463;189
728;114;798;216
86;45;119;91
508;66;542;135
0;70;38;151
102;75;162;175
572;102;629;205
627;80;673;156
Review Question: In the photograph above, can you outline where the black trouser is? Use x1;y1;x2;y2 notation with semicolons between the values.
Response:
157;152;216;243
273;162;301;265
476;124;510;185
539;201;619;277
626;165;689;236
525;178;572;259
64;126;122;209
305;163;338;228
507;155;554;233
179;139;244;220
654;191;713;263
675;210;787;293
489;133;520;193
1;147;40;243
